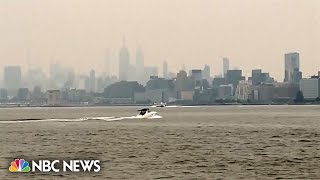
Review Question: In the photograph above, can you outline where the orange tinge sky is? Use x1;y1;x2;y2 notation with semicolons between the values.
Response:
0;0;319;81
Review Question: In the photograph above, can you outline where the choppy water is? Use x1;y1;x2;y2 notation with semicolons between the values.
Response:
1;105;320;179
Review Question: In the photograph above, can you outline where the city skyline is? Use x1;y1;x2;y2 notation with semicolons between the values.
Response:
0;49;318;82
1;51;317;89
1;50;319;105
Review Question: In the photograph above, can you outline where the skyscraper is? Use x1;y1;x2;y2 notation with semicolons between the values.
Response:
105;49;110;77
119;39;130;81
223;58;229;77
226;69;245;90
0;88;8;101
135;48;144;81
203;64;210;80
4;66;22;95
136;48;144;71
163;61;168;78
252;69;263;86
89;70;96;93
284;52;301;83
191;69;203;87
251;69;272;86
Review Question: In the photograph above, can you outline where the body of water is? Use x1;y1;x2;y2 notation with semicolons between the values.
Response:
0;105;320;179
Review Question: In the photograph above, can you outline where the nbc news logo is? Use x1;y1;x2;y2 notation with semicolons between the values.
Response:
9;159;31;172
9;159;101;173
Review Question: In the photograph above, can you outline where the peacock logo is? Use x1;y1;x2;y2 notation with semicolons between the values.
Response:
9;159;31;172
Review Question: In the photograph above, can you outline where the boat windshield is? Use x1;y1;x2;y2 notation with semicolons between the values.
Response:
139;109;150;115
139;111;146;115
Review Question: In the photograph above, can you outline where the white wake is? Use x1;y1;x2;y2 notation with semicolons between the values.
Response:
0;114;162;123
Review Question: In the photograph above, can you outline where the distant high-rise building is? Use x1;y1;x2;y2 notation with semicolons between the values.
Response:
251;69;275;87
300;76;320;100
84;76;90;92
223;58;229;77
105;50;110;77
217;84;234;100
284;52;301;83
4;66;22;96
127;64;137;81
89;70;96;93
31;86;44;101
257;84;275;103
136;48;144;71
176;70;191;91
0;88;8;101
226;70;245;90
96;77;105;93
119;39;130;81
252;69;263;86
47;90;61;106
203;64;210;80
251;69;272;86
191;69;202;87
235;80;253;101
25;68;47;90
136;48;144;81
17;88;30;102
49;63;74;89
191;70;202;81
163;61;168;78
213;77;226;87
78;75;88;90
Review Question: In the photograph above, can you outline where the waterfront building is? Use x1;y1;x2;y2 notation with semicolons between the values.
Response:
226;70;245;90
257;84;275;103
104;81;145;104
47;90;61;106
300;76;320;100
17;88;30;102
273;83;299;102
0;88;8;102
235;80;253;101
144;76;175;103
217;84;234;100
4;66;22;96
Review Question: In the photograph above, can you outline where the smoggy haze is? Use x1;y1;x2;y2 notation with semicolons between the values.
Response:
0;0;319;81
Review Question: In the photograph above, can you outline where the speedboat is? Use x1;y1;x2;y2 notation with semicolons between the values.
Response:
152;102;166;108
137;108;158;118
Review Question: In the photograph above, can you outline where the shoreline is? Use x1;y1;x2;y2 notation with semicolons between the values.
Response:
0;103;319;108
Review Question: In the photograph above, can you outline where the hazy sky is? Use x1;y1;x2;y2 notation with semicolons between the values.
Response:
0;0;319;81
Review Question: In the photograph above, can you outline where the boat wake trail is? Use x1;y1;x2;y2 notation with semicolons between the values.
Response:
101;114;163;121
0;115;163;124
